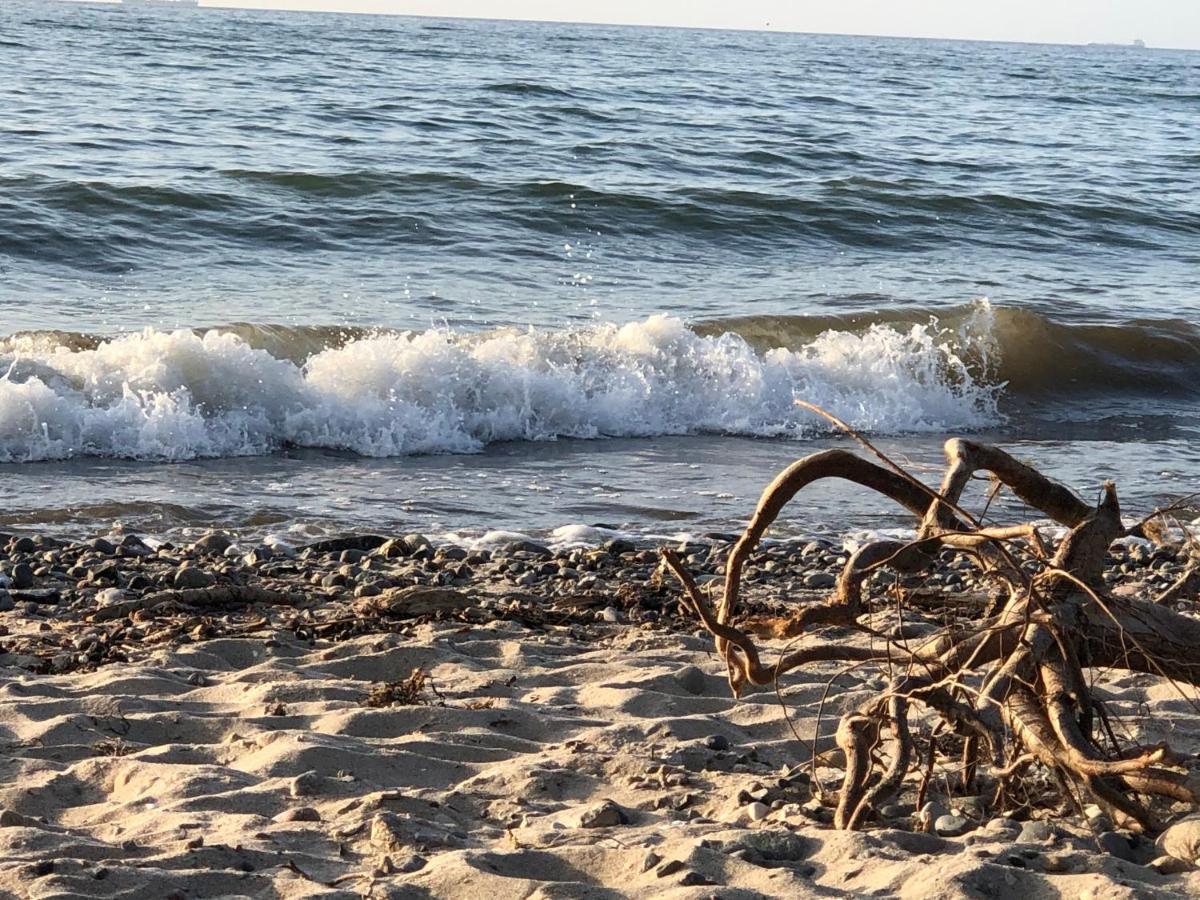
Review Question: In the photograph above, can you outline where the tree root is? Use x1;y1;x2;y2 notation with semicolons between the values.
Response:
662;430;1200;833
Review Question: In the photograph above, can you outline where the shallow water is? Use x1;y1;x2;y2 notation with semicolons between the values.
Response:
1;2;1197;540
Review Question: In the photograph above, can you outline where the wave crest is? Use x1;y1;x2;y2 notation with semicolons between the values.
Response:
0;309;1000;462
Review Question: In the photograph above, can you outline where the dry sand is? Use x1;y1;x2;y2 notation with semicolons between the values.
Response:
3;607;1200;899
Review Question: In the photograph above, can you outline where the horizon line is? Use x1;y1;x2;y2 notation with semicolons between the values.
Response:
54;1;1200;52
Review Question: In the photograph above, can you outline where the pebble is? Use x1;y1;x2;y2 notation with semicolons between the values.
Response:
173;567;215;589
934;814;971;837
191;533;233;556
290;771;324;798
704;734;729;752
578;799;626;828
274;807;321;823
392;853;427;874
1156;813;1200;863
10;564;34;590
641;851;662;872
654;859;686;878
802;572;837;589
917;801;949;833
746;802;770;821
1018;820;1055;843
599;606;623;623
0;591;13;613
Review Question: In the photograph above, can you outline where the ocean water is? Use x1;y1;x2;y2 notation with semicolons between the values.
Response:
1;0;1198;542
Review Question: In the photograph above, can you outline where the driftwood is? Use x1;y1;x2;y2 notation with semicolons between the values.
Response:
663;432;1200;833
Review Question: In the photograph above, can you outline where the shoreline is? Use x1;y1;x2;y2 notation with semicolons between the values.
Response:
0;527;1197;897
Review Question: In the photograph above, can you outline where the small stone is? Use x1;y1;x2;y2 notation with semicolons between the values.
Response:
1156;814;1200;864
290;771;323;798
917;801;949;833
704;734;730;752
1149;854;1192;874
641;851;662;872
934;814;971;837
95;587;125;607
10;537;36;554
10;564;34;590
1018;820;1055;843
370;812;408;852
654;859;686;878
393;854;426;873
729;830;812;862
746;802;770;821
0;591;13;613
190;533;233;556
174;567;215;589
679;872;715;886
275;807;321;823
600;606;623;623
578;799;626;828
88;538;116;554
1096;831;1137;862
802;572;837;589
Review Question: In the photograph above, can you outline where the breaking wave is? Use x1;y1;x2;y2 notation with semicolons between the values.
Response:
0;304;1002;462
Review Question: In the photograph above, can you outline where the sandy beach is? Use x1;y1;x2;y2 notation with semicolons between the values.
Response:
0;529;1196;899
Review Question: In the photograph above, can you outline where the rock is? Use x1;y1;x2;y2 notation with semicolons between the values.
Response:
95;588;125;608
984;817;1022;838
654;859;686;878
876;829;949;855
275;807;321;823
9;564;34;590
370;812;408;852
916;801;949;833
10;537;36;554
392;853;426;873
802;572;837;589
190;533;233;556
501;540;552;558
1017;820;1055;843
679;872;715;886
290;771;323;798
746;802;770;821
577;799;626;828
673;665;708;696
603;539;637;555
173;567;215;589
1149;854;1193;874
641;851;662;873
1096;831;1138;863
87;538;116;554
728;830;812;862
704;734;730;752
934;814;971;837
1156;814;1200;864
0;591;13;613
599;606;623;623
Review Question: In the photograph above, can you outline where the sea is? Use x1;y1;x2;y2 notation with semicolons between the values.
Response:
1;0;1198;547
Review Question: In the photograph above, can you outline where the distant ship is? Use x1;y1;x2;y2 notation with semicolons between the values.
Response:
120;0;200;7
1087;39;1147;48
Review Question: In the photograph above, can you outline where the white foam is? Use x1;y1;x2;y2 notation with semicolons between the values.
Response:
0;310;1001;462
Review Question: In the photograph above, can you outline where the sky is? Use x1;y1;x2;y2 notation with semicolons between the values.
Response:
193;0;1200;50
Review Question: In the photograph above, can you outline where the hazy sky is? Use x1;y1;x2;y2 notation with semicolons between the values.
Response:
196;0;1200;49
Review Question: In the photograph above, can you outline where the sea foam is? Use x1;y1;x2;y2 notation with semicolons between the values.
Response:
0;308;1000;462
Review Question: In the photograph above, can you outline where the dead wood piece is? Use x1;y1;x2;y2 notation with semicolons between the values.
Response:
662;423;1200;833
355;586;474;619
